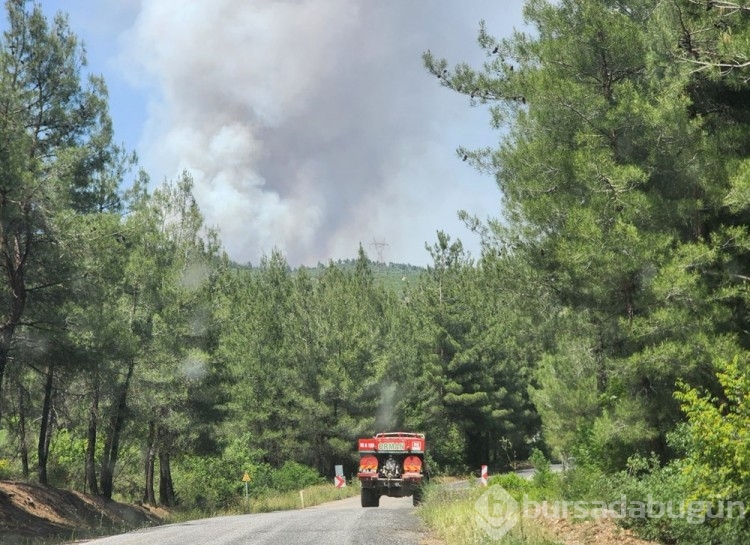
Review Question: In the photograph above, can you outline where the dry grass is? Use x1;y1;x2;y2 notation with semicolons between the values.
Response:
247;482;359;513
418;484;663;545
417;484;561;545
164;481;359;523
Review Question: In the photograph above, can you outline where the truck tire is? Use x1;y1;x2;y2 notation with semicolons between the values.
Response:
361;487;379;508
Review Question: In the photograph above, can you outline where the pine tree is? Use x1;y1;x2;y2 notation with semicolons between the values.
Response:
425;0;750;467
0;0;121;417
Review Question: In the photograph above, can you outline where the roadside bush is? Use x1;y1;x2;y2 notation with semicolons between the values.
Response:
487;449;561;501
487;472;532;500
174;454;249;510
173;434;324;511
675;356;750;502
530;448;552;489
567;454;750;545
270;461;323;492
528;357;750;545
560;464;606;502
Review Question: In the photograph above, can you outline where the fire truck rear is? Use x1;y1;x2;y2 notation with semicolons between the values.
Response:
357;432;426;507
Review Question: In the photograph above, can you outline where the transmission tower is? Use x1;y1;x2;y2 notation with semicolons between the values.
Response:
370;238;389;263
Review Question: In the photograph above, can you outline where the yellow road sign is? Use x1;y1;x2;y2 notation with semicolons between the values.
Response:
242;471;251;482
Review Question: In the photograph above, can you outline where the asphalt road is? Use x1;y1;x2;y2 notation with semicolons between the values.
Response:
71;495;426;545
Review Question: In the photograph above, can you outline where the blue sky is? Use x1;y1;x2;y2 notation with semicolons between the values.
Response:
37;1;526;267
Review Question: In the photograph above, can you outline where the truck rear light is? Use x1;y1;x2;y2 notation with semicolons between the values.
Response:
359;455;378;472
403;456;422;473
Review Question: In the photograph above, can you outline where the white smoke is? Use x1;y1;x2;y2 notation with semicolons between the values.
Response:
376;382;398;430
117;0;520;266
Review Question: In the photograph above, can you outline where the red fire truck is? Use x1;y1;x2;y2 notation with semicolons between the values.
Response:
357;432;427;507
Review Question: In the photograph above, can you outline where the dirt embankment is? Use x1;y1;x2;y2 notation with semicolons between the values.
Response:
537;514;658;545
0;481;165;545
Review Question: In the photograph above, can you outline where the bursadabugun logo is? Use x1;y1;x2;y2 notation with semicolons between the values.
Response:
474;485;747;541
474;484;520;540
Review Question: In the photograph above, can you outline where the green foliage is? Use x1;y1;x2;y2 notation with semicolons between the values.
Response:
47;429;87;487
485;461;562;504
173;433;268;510
675;356;750;503
174;455;246;510
487;472;532;500
0;459;10;480
559;466;605;503
269;461;323;493
435;423;468;474
556;453;750;545
530;334;599;464
174;449;324;511
529;448;552;490
425;0;750;478
603;463;711;543
608;462;749;545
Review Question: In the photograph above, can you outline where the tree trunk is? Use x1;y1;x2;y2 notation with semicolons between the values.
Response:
17;383;29;479
158;425;176;507
143;421;157;507
0;329;16;421
37;364;55;486
100;360;135;498
85;378;99;495
0;226;31;422
158;450;176;507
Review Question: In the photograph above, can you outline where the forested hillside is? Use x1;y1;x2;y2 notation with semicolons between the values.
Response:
3;0;750;542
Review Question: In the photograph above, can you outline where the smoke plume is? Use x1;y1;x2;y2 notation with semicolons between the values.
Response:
119;0;516;265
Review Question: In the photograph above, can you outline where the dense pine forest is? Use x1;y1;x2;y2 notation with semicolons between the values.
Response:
2;0;750;542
